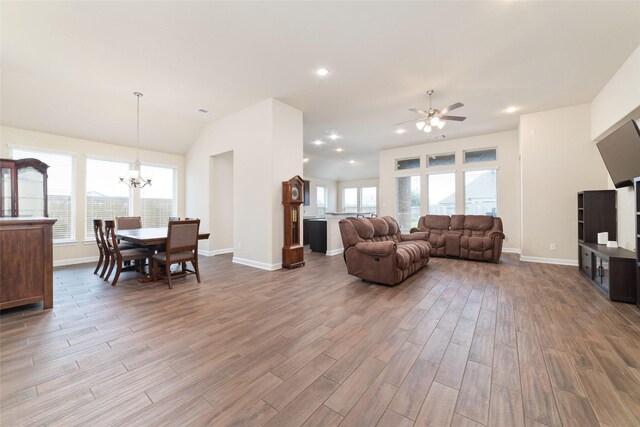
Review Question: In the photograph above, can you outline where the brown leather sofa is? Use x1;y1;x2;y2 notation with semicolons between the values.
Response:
410;214;505;262
339;216;431;286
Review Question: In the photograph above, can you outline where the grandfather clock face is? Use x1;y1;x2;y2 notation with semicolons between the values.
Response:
291;183;301;203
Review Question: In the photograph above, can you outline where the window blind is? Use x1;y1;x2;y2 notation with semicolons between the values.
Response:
12;148;74;241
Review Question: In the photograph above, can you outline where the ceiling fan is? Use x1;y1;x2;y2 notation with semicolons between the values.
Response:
396;90;466;133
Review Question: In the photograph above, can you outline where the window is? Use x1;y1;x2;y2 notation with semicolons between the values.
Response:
465;169;497;216
427;153;455;167
464;149;496;163
428;173;456;215
140;165;176;227
396;176;420;230
396;157;420;170
13;148;75;242
316;186;327;217
343;188;358;213
86;158;131;238
360;187;377;215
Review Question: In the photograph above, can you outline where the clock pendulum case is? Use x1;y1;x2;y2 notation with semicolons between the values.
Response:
282;175;305;269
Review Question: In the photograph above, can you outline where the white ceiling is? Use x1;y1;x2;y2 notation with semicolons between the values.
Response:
2;2;639;181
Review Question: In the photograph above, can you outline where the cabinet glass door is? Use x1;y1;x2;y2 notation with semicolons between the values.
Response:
17;166;45;217
1;167;13;216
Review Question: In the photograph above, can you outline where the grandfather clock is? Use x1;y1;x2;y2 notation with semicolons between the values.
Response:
282;175;305;269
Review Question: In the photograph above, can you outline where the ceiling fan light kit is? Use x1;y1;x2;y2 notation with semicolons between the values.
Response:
398;89;466;134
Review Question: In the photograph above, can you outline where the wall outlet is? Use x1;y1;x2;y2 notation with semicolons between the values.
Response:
550;243;557;251
237;242;242;249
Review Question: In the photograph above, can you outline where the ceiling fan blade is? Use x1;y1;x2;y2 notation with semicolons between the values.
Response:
439;102;464;115
439;115;466;122
409;108;428;115
395;118;422;126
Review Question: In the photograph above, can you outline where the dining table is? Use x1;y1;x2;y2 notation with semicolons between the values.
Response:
115;226;210;248
115;227;210;282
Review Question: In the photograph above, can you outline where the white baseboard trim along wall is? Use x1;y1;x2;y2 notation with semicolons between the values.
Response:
232;257;281;271
199;248;233;257
519;255;578;267
326;248;344;256
53;256;99;267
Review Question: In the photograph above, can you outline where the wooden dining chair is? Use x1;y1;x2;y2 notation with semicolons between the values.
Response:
92;219;111;277
104;220;153;286
116;216;142;230
152;219;201;288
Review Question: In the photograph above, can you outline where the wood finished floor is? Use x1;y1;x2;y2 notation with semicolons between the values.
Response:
2;251;640;426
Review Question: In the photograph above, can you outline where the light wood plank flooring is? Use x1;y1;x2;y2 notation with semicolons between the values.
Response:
2;251;640;426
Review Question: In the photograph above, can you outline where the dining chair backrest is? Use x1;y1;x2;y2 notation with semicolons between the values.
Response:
116;216;142;230
104;220;118;255
166;219;200;254
93;219;106;249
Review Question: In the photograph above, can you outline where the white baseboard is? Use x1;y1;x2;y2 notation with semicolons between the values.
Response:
502;247;522;254
519;255;578;266
54;255;99;267
232;257;281;271
199;248;233;257
326;248;344;256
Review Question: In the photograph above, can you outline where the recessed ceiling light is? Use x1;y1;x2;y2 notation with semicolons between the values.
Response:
327;131;340;140
505;106;518;113
312;139;324;145
197;108;209;114
303;157;309;163
315;67;330;77
395;128;406;134
335;148;344;152
349;160;355;164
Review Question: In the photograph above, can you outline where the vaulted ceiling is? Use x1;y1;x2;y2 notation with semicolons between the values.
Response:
2;1;639;180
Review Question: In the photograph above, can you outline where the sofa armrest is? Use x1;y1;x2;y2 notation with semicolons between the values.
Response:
489;231;505;240
409;226;426;233
354;241;396;256
400;232;429;241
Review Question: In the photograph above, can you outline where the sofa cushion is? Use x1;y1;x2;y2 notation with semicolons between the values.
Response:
423;214;451;230
370;217;389;237
351;217;374;239
396;241;430;269
464;215;495;232
383;216;400;235
450;214;465;230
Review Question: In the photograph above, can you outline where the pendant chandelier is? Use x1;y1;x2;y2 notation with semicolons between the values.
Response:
119;91;152;188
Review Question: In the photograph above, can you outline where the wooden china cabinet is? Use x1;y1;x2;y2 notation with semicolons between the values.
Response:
0;158;56;310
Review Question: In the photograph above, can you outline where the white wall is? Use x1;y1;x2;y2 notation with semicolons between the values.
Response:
185;98;302;270
0;126;185;264
379;130;520;251
591;44;640;252
302;176;337;218
210;151;234;253
520;104;609;263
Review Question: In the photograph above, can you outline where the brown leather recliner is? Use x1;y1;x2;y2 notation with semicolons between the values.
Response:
410;214;505;262
339;216;431;286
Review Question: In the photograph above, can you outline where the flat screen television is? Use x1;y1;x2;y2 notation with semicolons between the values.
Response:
596;119;640;188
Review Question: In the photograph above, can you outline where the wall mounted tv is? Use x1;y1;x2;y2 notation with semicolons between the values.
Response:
596;119;640;188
